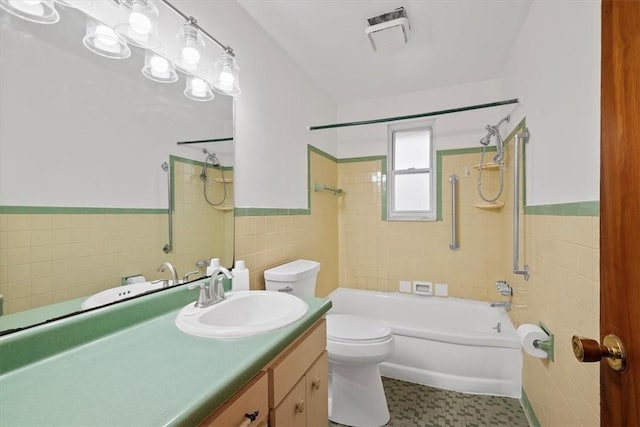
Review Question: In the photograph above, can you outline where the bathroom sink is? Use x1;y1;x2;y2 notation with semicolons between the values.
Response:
174;290;308;338
81;281;175;310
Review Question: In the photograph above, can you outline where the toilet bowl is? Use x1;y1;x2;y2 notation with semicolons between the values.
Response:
327;314;395;427
263;261;395;426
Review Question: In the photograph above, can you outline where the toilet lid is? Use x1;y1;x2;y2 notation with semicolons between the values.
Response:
326;314;392;342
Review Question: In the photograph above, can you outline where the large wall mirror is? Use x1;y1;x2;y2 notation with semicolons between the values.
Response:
0;3;235;333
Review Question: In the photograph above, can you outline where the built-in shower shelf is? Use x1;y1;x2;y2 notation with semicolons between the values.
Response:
474;201;505;210
472;163;502;170
212;178;233;183
213;206;234;212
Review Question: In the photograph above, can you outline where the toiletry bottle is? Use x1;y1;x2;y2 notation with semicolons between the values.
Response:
206;258;220;276
231;260;250;291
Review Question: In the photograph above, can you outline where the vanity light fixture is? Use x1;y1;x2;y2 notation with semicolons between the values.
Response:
172;19;205;75
115;0;159;49
82;17;131;59
211;50;240;96
0;0;60;24
3;0;241;98
184;75;214;102
141;50;178;83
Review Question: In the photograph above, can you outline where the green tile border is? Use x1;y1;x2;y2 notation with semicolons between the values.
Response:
0;155;232;215
234;208;310;217
0;206;166;214
308;144;338;163
524;201;599;216
520;388;541;427
338;155;386;163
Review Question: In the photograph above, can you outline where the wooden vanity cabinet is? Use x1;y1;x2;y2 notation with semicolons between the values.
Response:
200;318;328;427
268;319;327;427
200;371;269;427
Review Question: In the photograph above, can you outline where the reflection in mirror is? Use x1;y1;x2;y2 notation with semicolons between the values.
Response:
0;4;235;333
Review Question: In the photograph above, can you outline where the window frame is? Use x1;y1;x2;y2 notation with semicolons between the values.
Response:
387;121;436;221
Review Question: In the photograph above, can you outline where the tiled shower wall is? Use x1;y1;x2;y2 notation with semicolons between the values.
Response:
338;150;511;300
507;214;600;426
0;159;232;315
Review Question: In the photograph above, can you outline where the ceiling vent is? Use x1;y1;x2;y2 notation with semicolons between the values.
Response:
365;7;410;52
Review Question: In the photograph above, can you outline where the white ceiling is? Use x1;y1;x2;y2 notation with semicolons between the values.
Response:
238;0;532;104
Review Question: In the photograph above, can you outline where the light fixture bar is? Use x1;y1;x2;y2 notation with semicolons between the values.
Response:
158;0;234;56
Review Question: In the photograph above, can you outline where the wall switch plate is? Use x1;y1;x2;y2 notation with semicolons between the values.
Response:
399;280;412;293
413;281;433;296
435;283;448;297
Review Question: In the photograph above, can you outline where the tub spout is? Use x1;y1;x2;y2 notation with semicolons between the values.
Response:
490;301;512;311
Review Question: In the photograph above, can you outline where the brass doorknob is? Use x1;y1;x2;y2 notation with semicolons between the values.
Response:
571;334;626;372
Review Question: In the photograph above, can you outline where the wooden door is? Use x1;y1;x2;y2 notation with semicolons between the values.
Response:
600;0;640;424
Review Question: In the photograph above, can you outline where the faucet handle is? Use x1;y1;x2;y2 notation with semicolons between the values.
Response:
188;282;210;308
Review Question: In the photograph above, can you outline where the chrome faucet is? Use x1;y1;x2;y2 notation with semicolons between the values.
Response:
188;267;232;308
490;301;512;310
210;267;232;302
182;270;201;282
156;262;178;288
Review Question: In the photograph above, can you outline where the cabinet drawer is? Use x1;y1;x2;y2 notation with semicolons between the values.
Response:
200;371;269;427
270;376;306;427
269;319;326;407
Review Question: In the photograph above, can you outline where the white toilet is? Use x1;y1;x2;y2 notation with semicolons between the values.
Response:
264;260;395;427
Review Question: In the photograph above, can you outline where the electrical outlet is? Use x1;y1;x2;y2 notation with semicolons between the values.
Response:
435;283;448;297
413;281;433;296
399;280;412;293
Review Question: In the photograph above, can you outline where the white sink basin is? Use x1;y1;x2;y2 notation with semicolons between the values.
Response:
81;281;175;310
175;290;308;338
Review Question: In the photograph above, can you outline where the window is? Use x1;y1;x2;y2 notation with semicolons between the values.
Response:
387;122;435;220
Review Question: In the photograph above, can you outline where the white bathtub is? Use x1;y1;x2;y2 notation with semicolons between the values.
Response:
328;288;522;398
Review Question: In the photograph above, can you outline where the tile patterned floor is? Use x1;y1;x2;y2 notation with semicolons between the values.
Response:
329;377;530;427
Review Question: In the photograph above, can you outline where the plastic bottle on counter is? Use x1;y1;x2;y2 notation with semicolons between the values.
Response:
206;258;220;276
231;260;250;291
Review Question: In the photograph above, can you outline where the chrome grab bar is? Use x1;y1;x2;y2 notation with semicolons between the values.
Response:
162;162;173;253
513;129;529;280
449;174;459;251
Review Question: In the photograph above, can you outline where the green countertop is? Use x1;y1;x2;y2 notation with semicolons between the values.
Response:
0;283;332;426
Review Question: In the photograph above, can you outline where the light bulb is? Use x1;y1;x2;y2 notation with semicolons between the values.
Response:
150;55;169;77
95;24;118;46
190;78;207;97
219;66;234;92
182;45;200;66
128;11;151;35
7;0;44;16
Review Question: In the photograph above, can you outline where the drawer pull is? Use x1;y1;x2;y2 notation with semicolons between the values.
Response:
311;378;322;390
295;400;305;413
238;411;259;427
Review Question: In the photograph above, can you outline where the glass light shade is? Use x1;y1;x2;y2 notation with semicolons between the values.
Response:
115;0;159;49
141;50;178;83
211;51;240;96
172;21;205;75
54;0;92;9
82;18;131;59
0;0;60;24
184;75;214;102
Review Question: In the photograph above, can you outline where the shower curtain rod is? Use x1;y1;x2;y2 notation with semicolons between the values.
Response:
308;98;519;131
176;137;234;145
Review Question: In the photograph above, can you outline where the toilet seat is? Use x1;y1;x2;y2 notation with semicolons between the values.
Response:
327;314;392;343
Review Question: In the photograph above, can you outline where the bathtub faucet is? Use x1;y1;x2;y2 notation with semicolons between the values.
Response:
490;301;512;311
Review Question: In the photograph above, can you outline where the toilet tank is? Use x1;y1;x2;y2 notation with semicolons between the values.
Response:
264;260;321;298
